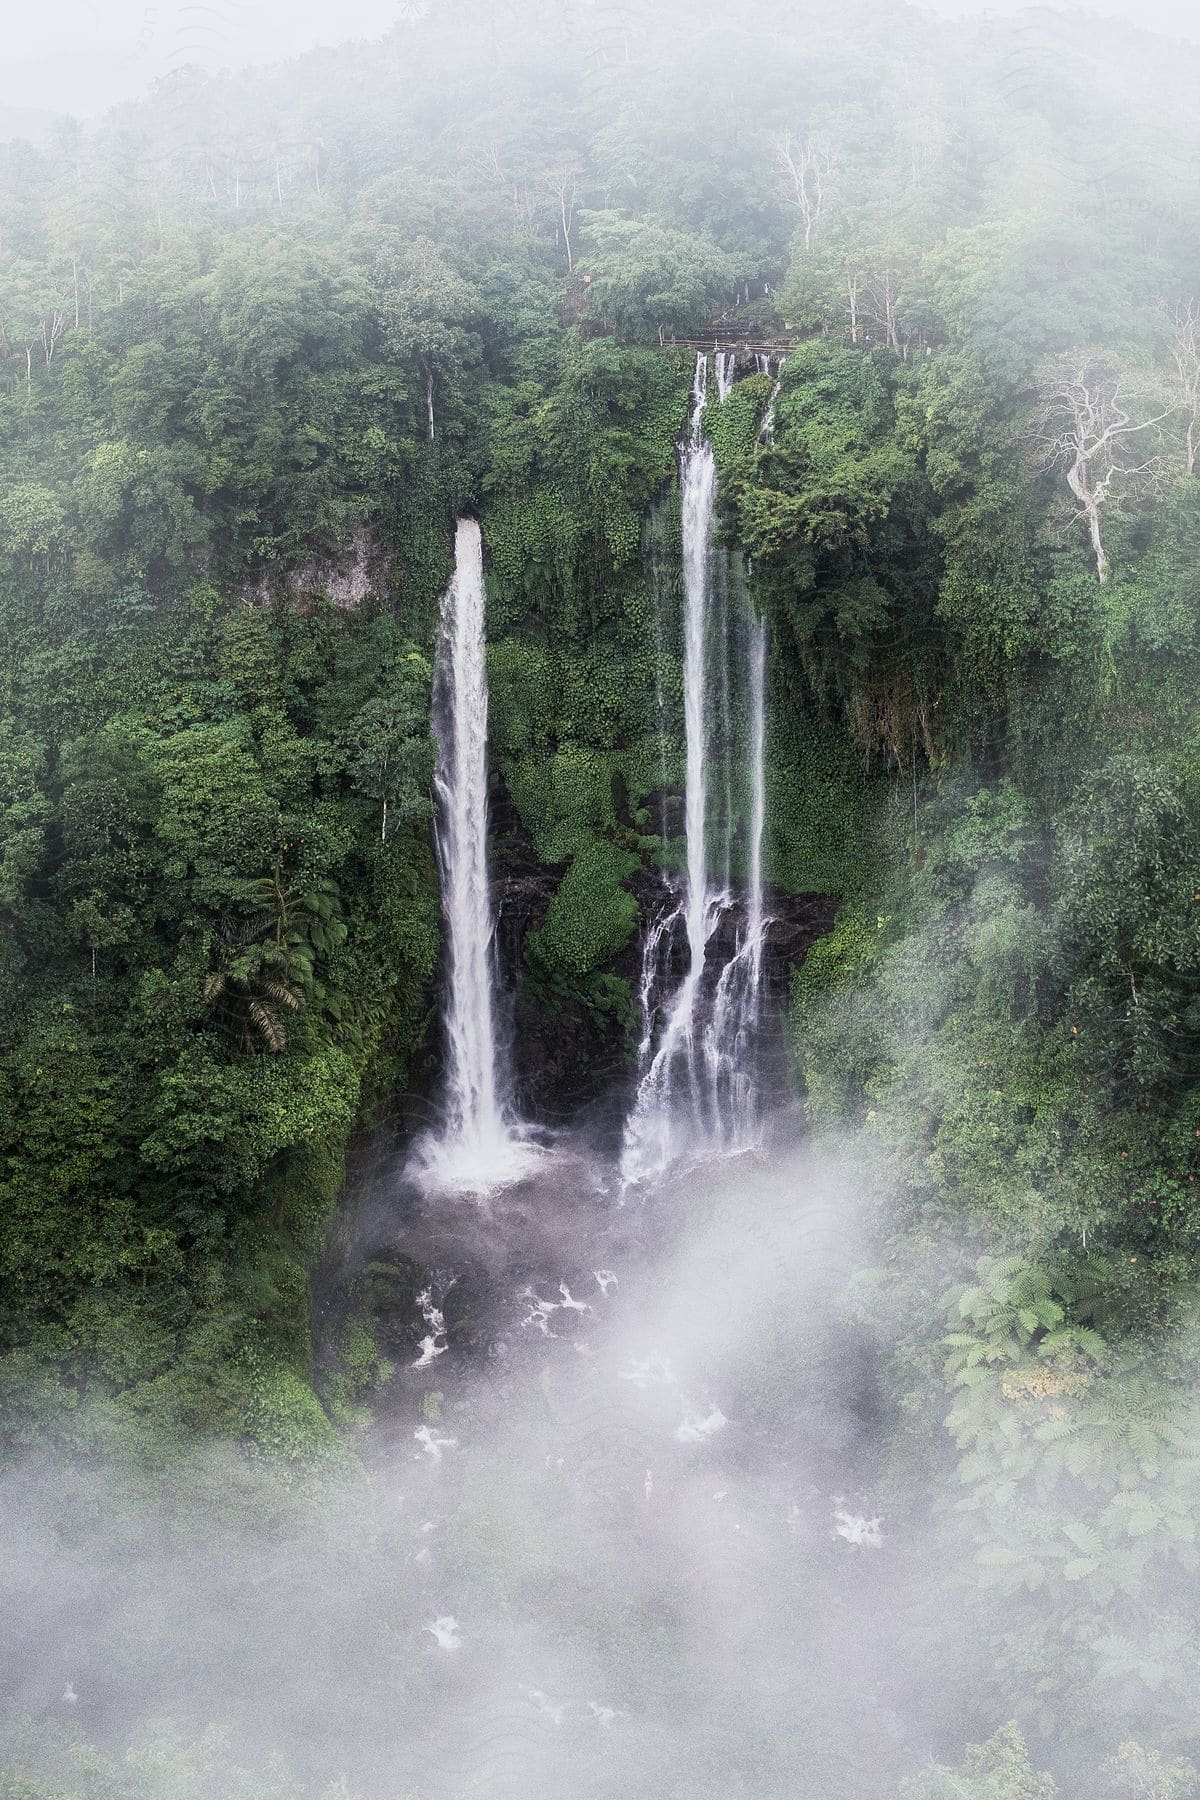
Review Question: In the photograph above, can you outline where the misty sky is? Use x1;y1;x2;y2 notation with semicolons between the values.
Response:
6;0;1200;130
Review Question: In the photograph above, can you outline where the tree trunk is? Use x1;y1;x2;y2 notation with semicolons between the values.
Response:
1088;504;1109;584
1068;458;1109;583
560;188;573;272
426;361;435;441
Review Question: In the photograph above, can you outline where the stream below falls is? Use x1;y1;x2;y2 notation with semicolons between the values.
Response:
0;1119;987;1798
305;1121;931;1798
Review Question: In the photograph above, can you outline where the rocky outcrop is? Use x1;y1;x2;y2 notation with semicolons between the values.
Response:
487;799;835;1123
247;525;390;612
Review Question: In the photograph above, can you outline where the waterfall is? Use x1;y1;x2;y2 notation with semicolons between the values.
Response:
745;615;767;979
621;355;770;1187
715;350;737;402
676;350;719;1077
435;519;502;1149
415;518;536;1194
760;355;786;441
703;610;767;1148
705;604;770;1152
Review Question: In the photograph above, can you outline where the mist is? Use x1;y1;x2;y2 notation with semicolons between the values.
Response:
5;0;1200;1795
10;0;1200;129
6;1096;1194;1795
0;1133;987;1796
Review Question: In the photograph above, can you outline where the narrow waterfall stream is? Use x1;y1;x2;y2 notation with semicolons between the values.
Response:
621;353;770;1186
435;520;502;1148
760;355;786;441
414;518;537;1194
705;609;768;1143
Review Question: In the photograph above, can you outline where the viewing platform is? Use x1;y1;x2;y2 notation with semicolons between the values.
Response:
662;322;802;357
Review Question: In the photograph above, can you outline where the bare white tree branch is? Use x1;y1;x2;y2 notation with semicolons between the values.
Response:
1172;299;1200;474
1031;361;1175;583
776;131;832;251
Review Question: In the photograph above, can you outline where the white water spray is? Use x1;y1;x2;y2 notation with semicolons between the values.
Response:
622;356;770;1185
746;615;767;976
704;610;767;1149
415;519;536;1194
760;356;786;441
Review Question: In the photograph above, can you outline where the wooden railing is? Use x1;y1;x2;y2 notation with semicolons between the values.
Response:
662;323;802;355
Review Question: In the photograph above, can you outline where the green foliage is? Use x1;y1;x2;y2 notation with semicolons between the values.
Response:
527;836;639;979
0;1717;361;1800
482;337;686;609
705;370;772;468
577;213;739;339
767;706;873;894
901;1723;1057;1799
242;1355;353;1477
0;580;438;1452
320;1317;395;1428
1103;1742;1200;1799
790;905;889;1126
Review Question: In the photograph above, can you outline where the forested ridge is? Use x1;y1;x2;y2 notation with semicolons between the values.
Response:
5;0;1200;1792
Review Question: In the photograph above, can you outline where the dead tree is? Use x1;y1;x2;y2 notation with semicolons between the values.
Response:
776;131;832;251
40;307;65;364
861;259;904;354
553;169;578;273
1033;362;1173;584
538;164;580;272
1172;300;1200;474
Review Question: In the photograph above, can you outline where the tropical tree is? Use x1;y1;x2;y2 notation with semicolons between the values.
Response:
373;237;480;439
576;212;738;341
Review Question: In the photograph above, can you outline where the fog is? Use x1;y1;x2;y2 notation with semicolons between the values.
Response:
2;1106;1188;1797
0;1130;964;1797
4;0;1198;1792
9;0;1200;130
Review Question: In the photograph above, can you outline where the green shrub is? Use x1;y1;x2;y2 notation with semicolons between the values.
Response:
528;836;638;978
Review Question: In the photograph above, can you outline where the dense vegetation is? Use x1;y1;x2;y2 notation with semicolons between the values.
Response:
5;0;1200;1791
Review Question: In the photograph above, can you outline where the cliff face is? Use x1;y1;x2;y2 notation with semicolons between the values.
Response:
247;526;392;612
486;845;836;1129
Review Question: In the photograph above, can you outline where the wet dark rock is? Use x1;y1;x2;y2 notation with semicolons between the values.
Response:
488;824;836;1124
414;766;838;1133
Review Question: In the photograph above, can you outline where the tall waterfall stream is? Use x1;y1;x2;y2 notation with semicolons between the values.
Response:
411;518;539;1195
433;520;504;1153
622;352;770;1185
